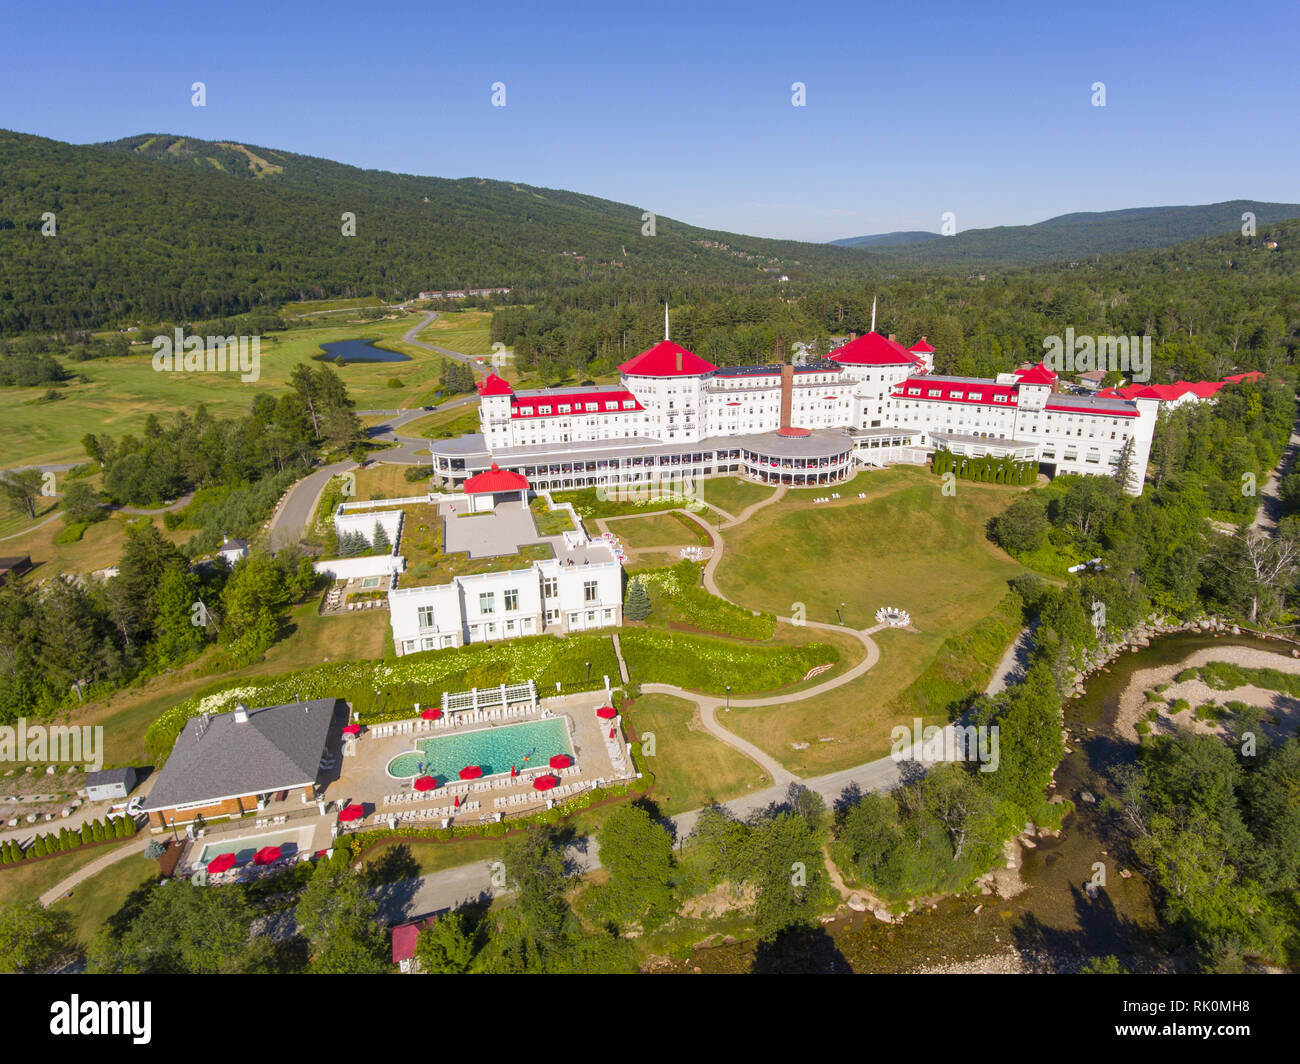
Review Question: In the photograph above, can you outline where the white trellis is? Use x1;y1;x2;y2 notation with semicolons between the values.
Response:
441;681;537;716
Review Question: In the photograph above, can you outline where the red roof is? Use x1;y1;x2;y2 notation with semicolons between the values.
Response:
1101;381;1223;403
1223;371;1265;383
1014;363;1058;386
909;338;936;353
619;341;717;377
893;379;1020;407
827;332;924;367
463;463;529;494
478;373;514;396
391;918;435;964
510;390;643;419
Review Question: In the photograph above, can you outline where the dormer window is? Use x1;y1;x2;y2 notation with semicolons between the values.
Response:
539;405;552;415
622;400;635;409
519;406;534;416
559;404;571;414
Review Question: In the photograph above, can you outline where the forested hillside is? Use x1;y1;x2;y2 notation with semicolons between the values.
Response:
0;130;883;333
492;218;1300;382
834;201;1300;265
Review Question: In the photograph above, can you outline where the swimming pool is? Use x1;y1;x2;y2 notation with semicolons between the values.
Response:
386;718;573;781
196;827;309;866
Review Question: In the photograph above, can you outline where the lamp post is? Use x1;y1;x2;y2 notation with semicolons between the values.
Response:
837;602;844;625
585;661;591;681
725;684;731;712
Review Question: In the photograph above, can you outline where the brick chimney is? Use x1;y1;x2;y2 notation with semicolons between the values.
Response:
675;349;682;373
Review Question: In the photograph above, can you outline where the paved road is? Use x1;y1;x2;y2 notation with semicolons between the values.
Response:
1252;422;1300;535
399;310;488;369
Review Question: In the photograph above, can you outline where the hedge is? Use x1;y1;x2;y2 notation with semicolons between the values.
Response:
146;633;622;764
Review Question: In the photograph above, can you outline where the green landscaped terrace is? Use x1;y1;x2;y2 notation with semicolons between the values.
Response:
399;503;555;585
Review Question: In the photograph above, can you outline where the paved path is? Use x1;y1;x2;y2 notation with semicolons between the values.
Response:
985;622;1036;697
399;310;486;369
0;512;60;542
1252;420;1300;535
40;836;150;907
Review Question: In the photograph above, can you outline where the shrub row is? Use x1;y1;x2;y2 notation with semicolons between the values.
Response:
146;633;622;764
0;814;137;865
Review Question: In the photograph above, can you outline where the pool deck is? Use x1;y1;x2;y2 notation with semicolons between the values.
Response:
325;691;635;829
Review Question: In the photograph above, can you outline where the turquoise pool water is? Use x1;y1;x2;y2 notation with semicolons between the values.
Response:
196;827;307;866
387;718;573;781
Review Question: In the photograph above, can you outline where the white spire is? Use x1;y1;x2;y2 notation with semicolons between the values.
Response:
870;295;877;333
664;301;670;341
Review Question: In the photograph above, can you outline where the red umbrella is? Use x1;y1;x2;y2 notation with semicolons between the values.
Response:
453;794;461;808
533;774;559;791
609;727;616;739
341;724;361;735
596;705;617;719
510;765;518;777
549;754;572;769
253;845;281;865
338;803;365;822
421;708;443;720
206;853;236;873
458;765;482;780
414;776;437;792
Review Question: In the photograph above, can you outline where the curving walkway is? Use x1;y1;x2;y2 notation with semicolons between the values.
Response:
40;836;150;908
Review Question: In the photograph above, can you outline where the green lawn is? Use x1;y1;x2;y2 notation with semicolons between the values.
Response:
0;313;490;468
48;852;159;948
695;477;776;518
608;511;707;550
402;405;481;440
416;310;496;357
624;694;769;814
711;468;1031;773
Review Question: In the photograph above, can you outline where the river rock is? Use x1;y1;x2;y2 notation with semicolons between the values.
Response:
1080;790;1097;804
847;894;867;912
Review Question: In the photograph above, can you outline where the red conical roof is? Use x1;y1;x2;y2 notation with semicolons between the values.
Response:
618;341;717;377
478;373;514;396
827;332;923;367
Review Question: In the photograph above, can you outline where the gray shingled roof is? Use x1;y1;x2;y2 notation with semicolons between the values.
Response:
142;698;342;812
86;768;134;788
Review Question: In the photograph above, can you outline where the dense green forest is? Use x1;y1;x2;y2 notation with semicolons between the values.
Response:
490;219;1300;381
0;130;884;333
832;200;1300;263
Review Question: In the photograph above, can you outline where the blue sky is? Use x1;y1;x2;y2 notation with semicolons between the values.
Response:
2;0;1297;242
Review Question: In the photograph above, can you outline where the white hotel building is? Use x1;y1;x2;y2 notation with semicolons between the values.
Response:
430;331;1161;496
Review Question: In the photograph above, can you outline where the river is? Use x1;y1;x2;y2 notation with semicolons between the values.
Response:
667;631;1286;973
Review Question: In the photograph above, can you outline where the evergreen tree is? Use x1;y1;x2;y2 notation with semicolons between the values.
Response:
371;521;392;554
623;578;652;621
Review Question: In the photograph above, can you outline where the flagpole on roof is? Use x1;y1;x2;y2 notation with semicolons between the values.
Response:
664;301;670;341
870;295;877;333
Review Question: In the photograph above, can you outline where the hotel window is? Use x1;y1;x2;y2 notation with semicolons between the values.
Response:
520;407;533;416
479;592;495;614
559;404;571;413
542;576;558;598
504;588;519;611
540;405;552;415
585;403;598;412
417;605;436;629
949;391;963;399
605;402;617;410
583;580;598;603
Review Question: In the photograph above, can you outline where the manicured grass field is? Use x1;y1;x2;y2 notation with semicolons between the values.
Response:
620;628;837;695
624;694;768;814
401;404;480;440
711;468;1031;773
48;852;159;948
351;463;425;500
695;477;775;518
608;511;705;550
716;468;1024;631
0;839;134;915
416;311;496;357
0;312;492;468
